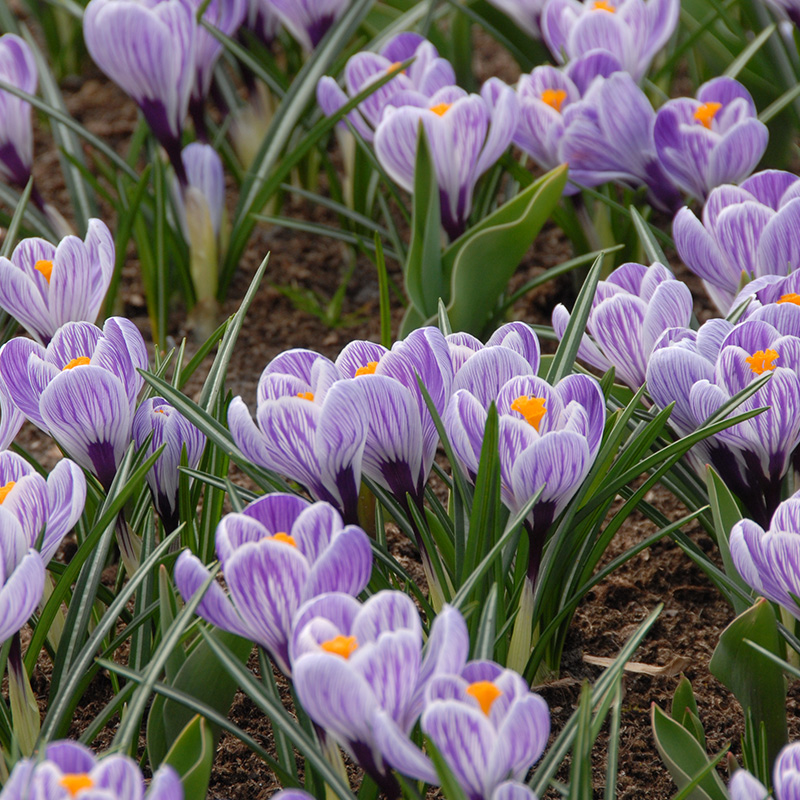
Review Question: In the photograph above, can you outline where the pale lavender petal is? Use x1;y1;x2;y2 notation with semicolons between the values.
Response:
729;770;770;800
452;347;534;408
372;709;438;783
304;525;373;600
41;458;86;564
352;590;421;644
146;765;183;800
488;694;550;783
0;549;45;644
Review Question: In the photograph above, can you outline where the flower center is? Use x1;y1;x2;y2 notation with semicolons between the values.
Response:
510;395;547;430
355;361;378;377
34;259;54;283
778;293;800;305
592;0;616;11
746;349;779;374
693;101;722;129
271;531;297;547
386;61;405;75
541;88;567;112
466;681;503;715
63;356;91;371
0;481;16;504
320;634;358;659
297;392;314;401
59;774;94;796
429;102;452;116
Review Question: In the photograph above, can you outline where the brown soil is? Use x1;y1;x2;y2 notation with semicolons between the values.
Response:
3;19;796;800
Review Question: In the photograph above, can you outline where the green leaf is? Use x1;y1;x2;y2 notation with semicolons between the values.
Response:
709;598;788;765
629;206;668;266
426;738;468;800
671;676;705;749
162;715;215;799
651;704;728;800
403;124;443;325
442;164;568;335
568;682;593;800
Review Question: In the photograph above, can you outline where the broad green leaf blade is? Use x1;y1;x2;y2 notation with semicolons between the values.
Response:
162;715;215;800
443;164;568;335
709;598;788;765
630;206;668;266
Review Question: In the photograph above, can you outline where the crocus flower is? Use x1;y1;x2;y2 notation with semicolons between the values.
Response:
186;0;248;136
559;72;681;211
291;592;469;799
447;321;542;377
0;370;24;452
731;269;800;318
552;261;693;390
654;77;768;202
0;517;44;647
0;450;86;565
374;79;519;239
540;0;680;82
83;0;196;181
317;33;456;143
646;313;800;525
0;219;115;346
132;397;205;532
486;0;547;36
175;493;372;675
0;740;182;800
376;660;550;800
0;317;148;490
673;169;800;313
228;350;367;523
266;0;350;51
0;34;36;189
729;741;800;800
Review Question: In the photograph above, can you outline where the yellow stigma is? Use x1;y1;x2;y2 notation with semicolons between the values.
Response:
355;361;379;377
297;392;315;401
466;681;503;715
693;101;722;129
429;102;452;116
63;356;91;371
0;481;16;504
510;395;547;430
541;88;567;112
778;293;800;305
387;61;406;75
271;532;297;547
320;635;358;659
34;259;54;283
746;349;779;374
592;0;616;11
59;774;94;796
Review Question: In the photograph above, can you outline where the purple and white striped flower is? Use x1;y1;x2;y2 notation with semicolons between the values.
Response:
132;397;205;532
172;143;226;242
646;314;800;525
374;80;519;240
0;34;37;189
552;261;693;390
187;0;248;136
0;517;44;647
0;317;148;490
0;740;182;800
376;660;550;800
559;72;681;210
228;350;367;523
0;450;86;565
731;270;800;318
291;592;469;798
654;77;768;202
175;493;372;675
447;321;542;377
83;0;196;181
540;0;679;82
317;33;456;143
673;169;800;313
0;369;24;452
729;741;800;800
0;219;115;346
266;0;350;51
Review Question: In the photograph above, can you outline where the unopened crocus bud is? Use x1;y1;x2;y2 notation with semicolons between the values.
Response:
0;34;36;190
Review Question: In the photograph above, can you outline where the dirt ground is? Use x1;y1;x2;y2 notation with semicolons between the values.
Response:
4;20;797;800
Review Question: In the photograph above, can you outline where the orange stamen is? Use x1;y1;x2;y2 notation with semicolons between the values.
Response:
387;61;406;75
541;88;567;112
429;102;452;116
746;349;779;374
320;635;358;659
0;481;15;504
34;259;54;283
59;774;94;796
510;395;547;430
693;102;722;129
466;681;503;715
778;293;800;306
297;392;315;401
271;532;297;547
355;361;379;377
592;0;616;11
63;356;91;371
